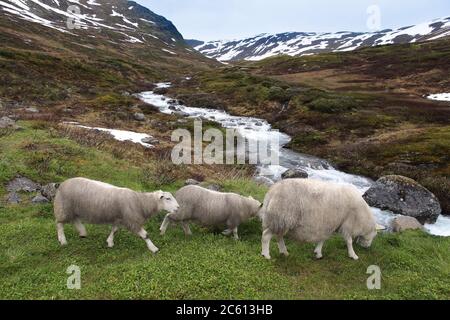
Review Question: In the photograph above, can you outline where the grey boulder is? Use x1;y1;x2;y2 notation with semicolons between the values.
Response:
32;194;50;204
281;168;309;180
7;176;40;193
391;216;423;233
133;113;146;121
363;175;441;224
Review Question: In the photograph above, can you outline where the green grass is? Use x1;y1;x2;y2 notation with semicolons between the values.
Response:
0;123;449;299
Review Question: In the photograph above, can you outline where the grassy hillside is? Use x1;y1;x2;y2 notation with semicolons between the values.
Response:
1;122;449;300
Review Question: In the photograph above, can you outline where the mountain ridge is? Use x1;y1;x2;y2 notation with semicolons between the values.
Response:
192;16;450;61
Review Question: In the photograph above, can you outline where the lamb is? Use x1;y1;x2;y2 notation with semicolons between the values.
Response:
53;177;179;253
260;179;377;260
159;185;262;240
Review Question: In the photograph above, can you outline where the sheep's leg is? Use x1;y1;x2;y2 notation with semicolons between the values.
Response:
181;222;192;236
138;228;159;254
160;214;172;235
56;222;67;246
232;227;239;241
314;241;325;259
277;235;289;256
74;219;87;238
106;226;118;248
261;228;273;260
344;235;359;260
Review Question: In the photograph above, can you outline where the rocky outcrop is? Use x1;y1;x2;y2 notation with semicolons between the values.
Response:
7;176;40;193
363;175;441;224
0;116;21;130
7;192;20;204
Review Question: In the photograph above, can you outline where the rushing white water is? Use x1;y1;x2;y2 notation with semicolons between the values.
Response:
139;83;450;236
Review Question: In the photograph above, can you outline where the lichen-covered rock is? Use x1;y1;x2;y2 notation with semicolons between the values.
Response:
133;113;146;121
7;192;20;204
254;176;274;187
204;184;221;192
7;176;40;193
0;116;21;130
141;136;159;145
363;175;441;224
281;168;309;180
32;194;50;204
392;216;423;233
185;179;200;186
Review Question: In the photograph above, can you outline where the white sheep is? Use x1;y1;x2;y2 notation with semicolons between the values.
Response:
260;179;377;260
53;178;179;253
159;185;261;240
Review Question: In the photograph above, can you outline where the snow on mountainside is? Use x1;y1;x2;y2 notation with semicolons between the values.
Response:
193;17;450;61
0;0;184;45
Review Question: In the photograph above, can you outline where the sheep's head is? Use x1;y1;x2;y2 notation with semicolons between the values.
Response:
156;191;179;213
247;196;262;217
357;230;377;248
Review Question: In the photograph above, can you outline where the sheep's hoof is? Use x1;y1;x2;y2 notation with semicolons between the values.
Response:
314;254;323;260
59;241;68;246
349;254;359;261
107;242;114;248
281;252;290;257
80;235;87;239
261;253;271;260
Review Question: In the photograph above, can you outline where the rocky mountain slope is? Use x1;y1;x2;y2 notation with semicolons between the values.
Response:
0;0;184;44
193;16;450;61
0;0;214;105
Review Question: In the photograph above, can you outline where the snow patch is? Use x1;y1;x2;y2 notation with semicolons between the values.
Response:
66;123;154;148
426;93;450;102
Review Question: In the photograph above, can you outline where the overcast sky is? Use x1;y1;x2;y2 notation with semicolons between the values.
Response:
137;0;450;41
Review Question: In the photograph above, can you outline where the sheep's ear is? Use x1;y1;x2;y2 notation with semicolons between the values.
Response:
249;196;254;200
259;203;263;208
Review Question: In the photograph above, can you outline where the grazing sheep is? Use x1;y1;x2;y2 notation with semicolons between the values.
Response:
53;178;179;253
260;179;377;260
160;185;261;240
